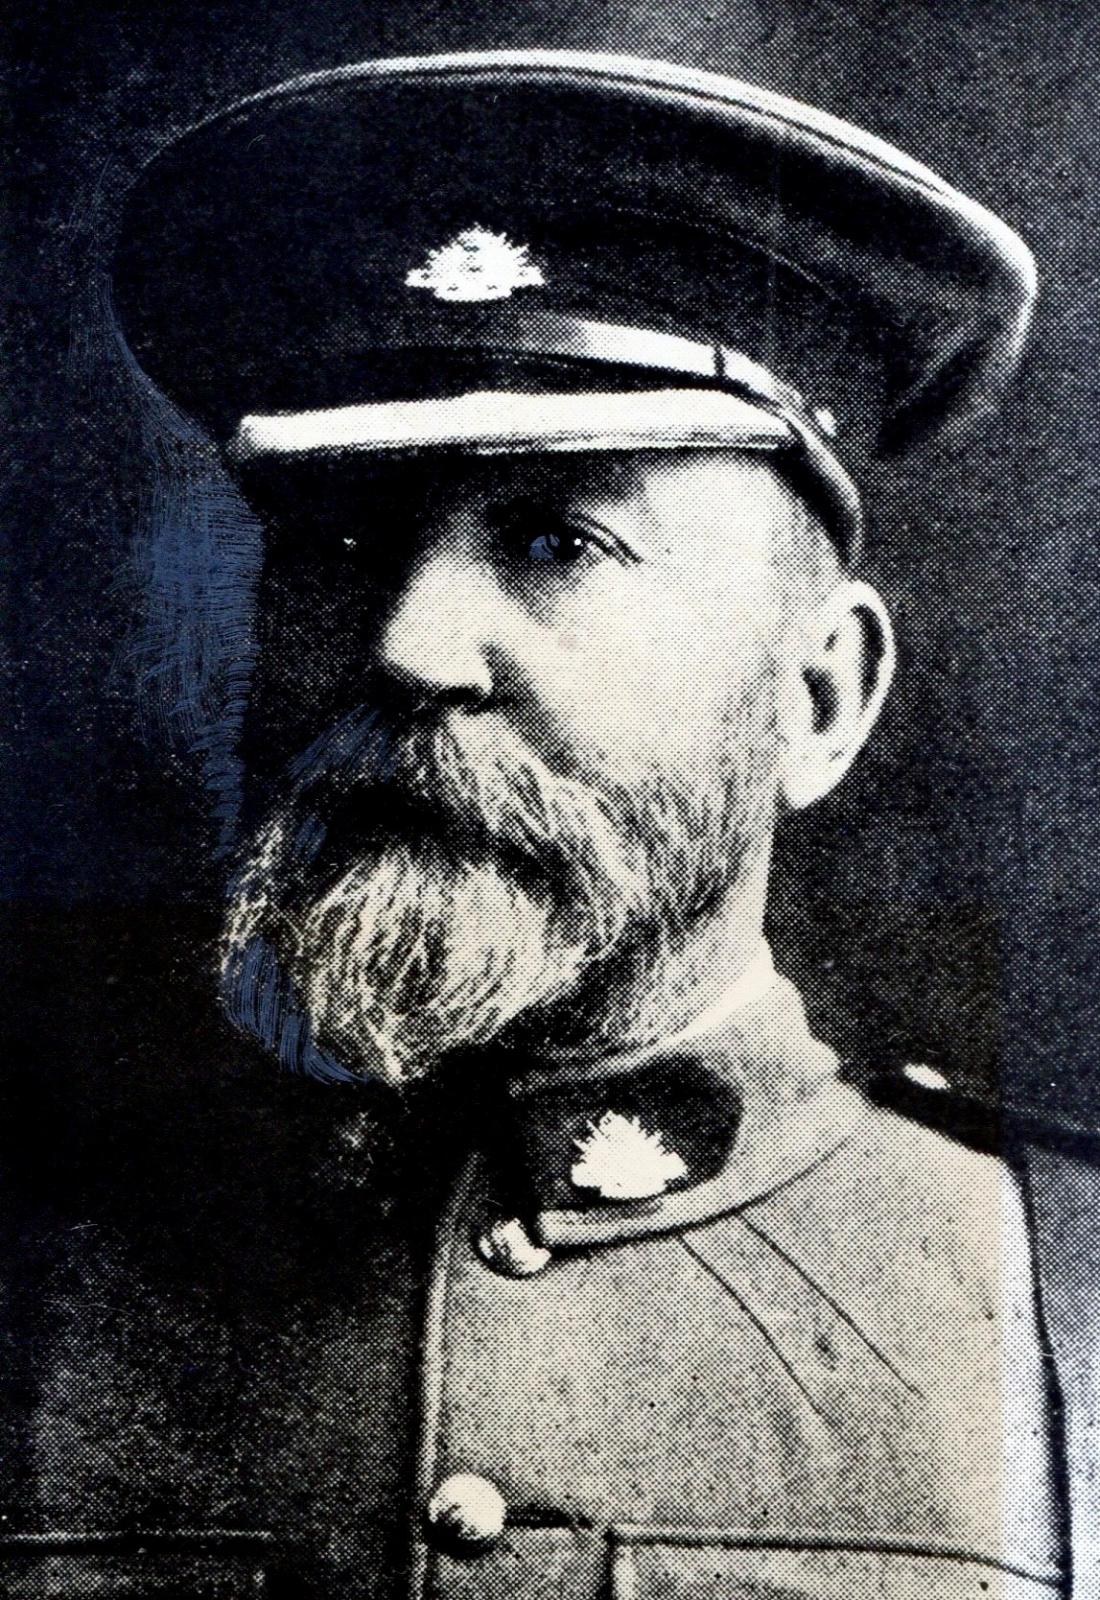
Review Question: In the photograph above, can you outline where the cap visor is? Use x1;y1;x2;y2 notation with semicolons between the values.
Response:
228;387;790;461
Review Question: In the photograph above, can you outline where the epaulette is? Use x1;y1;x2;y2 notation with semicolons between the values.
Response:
860;1062;1100;1168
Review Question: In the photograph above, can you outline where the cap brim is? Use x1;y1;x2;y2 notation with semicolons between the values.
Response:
228;387;791;462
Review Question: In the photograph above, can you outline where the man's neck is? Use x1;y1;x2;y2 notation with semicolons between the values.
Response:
519;842;773;1063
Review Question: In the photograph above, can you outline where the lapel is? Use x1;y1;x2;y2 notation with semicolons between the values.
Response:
1019;1141;1100;1598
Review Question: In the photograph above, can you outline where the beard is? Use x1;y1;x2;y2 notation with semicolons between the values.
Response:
220;688;779;1087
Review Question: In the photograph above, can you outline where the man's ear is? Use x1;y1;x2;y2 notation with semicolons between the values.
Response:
778;579;895;810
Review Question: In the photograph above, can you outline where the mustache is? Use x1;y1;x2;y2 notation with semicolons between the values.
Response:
222;703;665;1083
256;703;660;925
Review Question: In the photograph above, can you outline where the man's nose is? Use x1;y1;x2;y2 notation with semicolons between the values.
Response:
372;544;496;706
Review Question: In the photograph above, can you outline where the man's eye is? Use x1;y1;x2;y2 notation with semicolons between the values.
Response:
526;527;593;565
487;501;605;568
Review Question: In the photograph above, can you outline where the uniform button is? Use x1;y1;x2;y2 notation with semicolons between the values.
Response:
427;1472;507;1552
903;1061;950;1091
475;1217;552;1278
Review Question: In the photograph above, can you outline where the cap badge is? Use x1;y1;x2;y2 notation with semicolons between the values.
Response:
405;227;545;303
570;1111;687;1202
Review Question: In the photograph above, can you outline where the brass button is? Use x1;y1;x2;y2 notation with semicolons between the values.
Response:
427;1472;506;1552
475;1217;551;1278
903;1061;950;1091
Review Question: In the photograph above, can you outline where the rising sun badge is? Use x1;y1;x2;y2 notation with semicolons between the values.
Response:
570;1111;688;1202
404;227;545;302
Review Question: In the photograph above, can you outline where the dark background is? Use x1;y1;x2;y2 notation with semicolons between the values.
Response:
5;0;1100;1125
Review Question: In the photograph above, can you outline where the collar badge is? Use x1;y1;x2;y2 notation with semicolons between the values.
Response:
570;1111;687;1202
405;226;545;302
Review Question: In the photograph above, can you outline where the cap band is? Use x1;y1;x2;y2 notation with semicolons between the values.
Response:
366;308;800;407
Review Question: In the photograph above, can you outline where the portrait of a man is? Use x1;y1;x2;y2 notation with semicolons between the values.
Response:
4;8;1100;1600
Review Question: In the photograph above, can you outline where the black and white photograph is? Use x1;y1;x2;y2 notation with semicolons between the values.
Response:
4;4;1100;1596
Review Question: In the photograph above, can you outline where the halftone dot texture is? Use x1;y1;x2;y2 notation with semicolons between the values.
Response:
6;6;1100;1600
109;50;1034;579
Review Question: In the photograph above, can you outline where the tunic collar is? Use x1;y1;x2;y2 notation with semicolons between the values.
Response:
483;950;866;1253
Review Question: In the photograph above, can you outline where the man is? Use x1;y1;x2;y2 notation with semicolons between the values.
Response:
3;49;1098;1600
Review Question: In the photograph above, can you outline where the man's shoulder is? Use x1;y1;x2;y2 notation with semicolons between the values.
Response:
858;1061;1100;1170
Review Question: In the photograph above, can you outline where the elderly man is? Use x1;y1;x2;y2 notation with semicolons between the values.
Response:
3;49;1098;1600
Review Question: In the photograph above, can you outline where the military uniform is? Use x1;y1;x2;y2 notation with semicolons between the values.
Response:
5;47;1096;1600
2;955;1098;1597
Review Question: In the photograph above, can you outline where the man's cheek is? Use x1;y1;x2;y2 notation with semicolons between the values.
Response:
569;614;772;776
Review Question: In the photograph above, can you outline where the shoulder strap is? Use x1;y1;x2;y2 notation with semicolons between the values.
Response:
861;1064;1100;1166
863;1066;1100;1593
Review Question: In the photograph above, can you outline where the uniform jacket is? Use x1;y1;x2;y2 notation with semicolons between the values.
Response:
2;951;1098;1600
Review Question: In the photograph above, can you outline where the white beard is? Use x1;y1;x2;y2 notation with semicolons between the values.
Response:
221;699;778;1086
